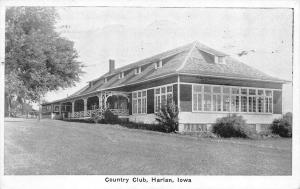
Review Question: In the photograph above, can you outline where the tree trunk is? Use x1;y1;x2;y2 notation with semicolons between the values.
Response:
7;96;11;117
38;97;42;121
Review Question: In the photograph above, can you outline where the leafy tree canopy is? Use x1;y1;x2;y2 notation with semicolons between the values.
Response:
5;7;83;103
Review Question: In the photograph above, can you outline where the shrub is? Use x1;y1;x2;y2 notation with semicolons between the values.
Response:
90;113;103;124
155;102;179;133
271;112;292;137
53;114;63;120
120;122;166;133
103;109;119;124
212;114;251;138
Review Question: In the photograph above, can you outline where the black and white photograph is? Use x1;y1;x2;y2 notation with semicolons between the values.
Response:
0;1;299;189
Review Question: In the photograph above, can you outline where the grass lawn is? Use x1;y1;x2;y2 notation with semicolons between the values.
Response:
4;118;292;175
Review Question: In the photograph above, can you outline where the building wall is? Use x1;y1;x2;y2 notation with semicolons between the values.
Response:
178;112;282;132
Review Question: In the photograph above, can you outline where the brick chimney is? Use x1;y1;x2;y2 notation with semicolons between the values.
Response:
109;59;115;73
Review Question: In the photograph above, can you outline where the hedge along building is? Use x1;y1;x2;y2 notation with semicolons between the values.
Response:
42;41;286;133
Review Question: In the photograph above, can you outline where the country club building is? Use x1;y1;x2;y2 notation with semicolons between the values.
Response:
42;41;286;133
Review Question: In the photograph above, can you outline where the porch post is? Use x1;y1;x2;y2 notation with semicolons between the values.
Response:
98;93;102;109
71;101;75;117
59;103;62;116
104;92;108;109
83;98;88;116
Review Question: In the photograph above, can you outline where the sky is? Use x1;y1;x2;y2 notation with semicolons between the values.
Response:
44;7;293;112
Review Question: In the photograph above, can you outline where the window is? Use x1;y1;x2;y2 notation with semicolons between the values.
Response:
155;60;162;69
241;88;247;112
223;87;230;112
135;67;142;75
218;56;225;64
204;86;212;111
119;72;124;79
214;56;226;64
155;85;173;112
230;88;240;112
265;90;273;113
132;90;147;114
54;105;59;112
193;85;202;111
192;84;275;114
212;86;221;111
248;89;256;112
257;90;264;113
104;77;107;83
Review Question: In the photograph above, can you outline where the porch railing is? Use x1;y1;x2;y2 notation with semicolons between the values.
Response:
109;109;129;116
70;108;129;119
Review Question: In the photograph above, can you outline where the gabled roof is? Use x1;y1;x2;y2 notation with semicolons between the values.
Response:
53;41;286;101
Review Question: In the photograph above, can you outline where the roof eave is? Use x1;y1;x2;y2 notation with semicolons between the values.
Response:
178;73;288;84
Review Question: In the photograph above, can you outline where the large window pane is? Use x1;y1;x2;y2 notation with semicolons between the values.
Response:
197;94;202;111
266;90;272;96
155;88;160;94
167;93;173;104
265;97;272;113
232;88;239;94
194;85;202;92
258;90;264;96
248;96;256;112
213;86;221;93
257;97;264;112
241;88;247;95
204;86;211;93
133;99;137;114
204;94;211;111
138;99;142;113
161;94;166;106
249;89;256;95
213;94;221;111
223;87;230;94
241;96;247;112
142;98;146;113
223;95;230;111
193;94;197;111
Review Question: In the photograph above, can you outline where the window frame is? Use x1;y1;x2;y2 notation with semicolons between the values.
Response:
154;84;173;113
192;84;275;114
132;89;147;115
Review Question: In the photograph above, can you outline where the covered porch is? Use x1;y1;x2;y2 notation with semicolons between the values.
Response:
58;91;130;120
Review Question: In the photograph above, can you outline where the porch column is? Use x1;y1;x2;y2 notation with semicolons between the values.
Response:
71;101;75;117
59;103;62;115
104;92;108;109
83;98;88;116
98;93;103;109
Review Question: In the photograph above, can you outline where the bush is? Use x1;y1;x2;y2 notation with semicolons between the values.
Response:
271;112;292;137
53;114;63;120
120;122;166;133
212;114;251;138
90;113;103;124
155;102;179;133
103;109;119;124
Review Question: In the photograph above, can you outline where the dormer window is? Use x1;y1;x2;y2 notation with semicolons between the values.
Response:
104;77;107;83
119;72;124;79
214;56;226;64
135;67;142;75
155;60;163;69
89;82;93;87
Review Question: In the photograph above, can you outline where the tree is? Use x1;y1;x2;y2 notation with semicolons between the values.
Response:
5;7;83;119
